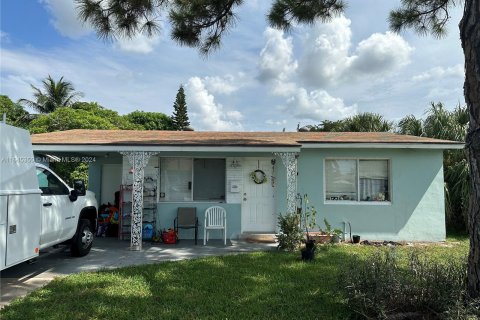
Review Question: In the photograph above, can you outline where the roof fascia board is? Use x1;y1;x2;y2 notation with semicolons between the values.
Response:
300;143;464;149
32;144;301;153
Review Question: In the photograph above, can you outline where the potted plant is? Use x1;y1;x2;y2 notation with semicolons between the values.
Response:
323;218;343;244
306;218;343;244
331;229;343;243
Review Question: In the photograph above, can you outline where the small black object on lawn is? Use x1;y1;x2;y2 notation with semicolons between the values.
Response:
352;235;361;244
301;239;316;262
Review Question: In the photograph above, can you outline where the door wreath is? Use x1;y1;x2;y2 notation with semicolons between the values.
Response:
250;169;268;184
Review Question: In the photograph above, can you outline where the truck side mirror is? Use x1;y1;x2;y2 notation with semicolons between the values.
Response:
73;180;86;196
69;190;78;202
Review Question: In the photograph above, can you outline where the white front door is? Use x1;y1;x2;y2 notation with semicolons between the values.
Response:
241;159;276;232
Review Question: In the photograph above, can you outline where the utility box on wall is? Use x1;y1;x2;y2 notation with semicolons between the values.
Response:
230;180;240;193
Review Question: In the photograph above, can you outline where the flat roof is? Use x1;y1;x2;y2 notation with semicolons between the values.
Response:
30;130;464;150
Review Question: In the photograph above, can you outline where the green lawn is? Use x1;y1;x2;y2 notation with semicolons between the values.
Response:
1;235;469;320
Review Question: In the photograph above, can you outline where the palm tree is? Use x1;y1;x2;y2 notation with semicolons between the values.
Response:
342;112;394;132
305;113;394;132
397;115;424;136
18;75;83;113
398;103;468;143
302;120;346;132
423;102;463;141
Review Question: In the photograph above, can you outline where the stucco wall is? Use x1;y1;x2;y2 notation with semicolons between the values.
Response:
292;148;446;242
156;203;241;240
89;149;446;242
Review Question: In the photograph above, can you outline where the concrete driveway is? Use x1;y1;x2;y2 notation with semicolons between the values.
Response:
0;238;276;308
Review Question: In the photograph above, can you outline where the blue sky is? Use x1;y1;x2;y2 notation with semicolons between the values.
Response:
0;0;465;131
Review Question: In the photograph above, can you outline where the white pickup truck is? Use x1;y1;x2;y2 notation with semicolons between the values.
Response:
0;123;98;270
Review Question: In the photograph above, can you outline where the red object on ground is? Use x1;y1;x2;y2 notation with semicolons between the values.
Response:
162;230;177;244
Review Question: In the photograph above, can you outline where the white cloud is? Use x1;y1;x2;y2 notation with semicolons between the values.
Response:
0;74;41;104
412;64;464;82
0;46;165;114
203;74;243;95
226;110;244;121
298;16;413;87
186;77;244;131
40;0;91;39
115;34;161;54
257;28;297;82
255;20;362;123
1;49;52;77
349;31;413;76
0;31;9;43
270;80;298;97
298;16;353;87
265;119;287;126
286;88;357;121
426;87;463;100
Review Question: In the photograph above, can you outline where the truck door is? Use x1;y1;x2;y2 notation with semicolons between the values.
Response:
36;167;75;246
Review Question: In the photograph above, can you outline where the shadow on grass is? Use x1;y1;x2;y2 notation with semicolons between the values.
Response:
446;228;469;242
1;249;361;320
3;241;467;320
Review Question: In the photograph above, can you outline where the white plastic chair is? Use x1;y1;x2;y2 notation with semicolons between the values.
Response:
204;206;227;245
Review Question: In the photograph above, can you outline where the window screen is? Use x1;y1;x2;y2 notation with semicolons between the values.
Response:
359;160;389;201
159;158;226;202
325;159;357;201
193;159;225;201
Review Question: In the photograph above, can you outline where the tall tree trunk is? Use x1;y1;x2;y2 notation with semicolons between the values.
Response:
460;0;480;299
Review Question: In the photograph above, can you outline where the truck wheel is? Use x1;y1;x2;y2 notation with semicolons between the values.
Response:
71;219;94;257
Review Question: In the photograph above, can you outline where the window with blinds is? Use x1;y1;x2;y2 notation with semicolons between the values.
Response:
159;158;226;202
325;159;357;201
325;159;390;202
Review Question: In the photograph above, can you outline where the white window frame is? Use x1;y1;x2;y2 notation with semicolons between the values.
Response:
323;157;392;205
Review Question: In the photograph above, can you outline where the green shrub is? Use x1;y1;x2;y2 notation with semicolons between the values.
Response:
276;213;303;251
338;249;479;319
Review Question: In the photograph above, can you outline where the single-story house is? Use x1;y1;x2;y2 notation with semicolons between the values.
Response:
31;130;463;249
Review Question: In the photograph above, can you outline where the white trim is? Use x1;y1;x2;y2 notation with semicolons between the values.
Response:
301;143;463;149
157;201;227;204
325;201;392;206
32;144;302;153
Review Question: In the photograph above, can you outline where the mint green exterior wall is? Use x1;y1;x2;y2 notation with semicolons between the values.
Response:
290;149;446;242
156;203;241;240
87;148;446;242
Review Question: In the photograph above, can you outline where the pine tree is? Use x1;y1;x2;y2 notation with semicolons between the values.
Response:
171;85;190;131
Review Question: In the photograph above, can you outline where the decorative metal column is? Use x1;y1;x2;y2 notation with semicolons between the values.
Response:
120;151;158;251
274;152;298;214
